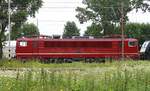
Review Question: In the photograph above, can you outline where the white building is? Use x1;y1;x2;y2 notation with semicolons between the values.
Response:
2;41;16;59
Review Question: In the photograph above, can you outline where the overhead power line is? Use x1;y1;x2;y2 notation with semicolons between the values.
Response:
37;20;67;22
42;6;76;9
45;2;81;4
0;5;137;9
0;6;77;9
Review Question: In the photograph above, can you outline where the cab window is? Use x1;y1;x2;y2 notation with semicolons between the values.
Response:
19;41;27;47
128;41;137;47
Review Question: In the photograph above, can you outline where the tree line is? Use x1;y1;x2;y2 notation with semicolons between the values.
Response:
63;21;150;45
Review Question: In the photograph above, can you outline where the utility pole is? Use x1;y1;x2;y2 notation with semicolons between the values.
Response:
121;2;125;61
8;0;11;59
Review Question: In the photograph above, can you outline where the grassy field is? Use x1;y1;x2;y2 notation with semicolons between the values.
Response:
0;59;150;91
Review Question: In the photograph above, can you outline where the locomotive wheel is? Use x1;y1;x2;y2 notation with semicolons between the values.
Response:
57;58;64;63
84;58;90;63
62;59;72;63
84;58;106;63
84;58;95;63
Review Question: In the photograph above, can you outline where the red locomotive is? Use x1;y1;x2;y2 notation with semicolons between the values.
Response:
15;35;139;62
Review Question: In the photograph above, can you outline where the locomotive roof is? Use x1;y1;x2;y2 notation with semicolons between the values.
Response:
17;37;138;41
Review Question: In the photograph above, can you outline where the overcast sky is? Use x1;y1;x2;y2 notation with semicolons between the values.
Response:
28;0;150;36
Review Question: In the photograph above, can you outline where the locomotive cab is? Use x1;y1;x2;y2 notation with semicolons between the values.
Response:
16;38;37;59
140;41;150;60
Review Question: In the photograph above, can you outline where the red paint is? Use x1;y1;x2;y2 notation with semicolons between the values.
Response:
16;37;139;59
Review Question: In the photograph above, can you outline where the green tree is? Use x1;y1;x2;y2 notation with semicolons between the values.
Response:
0;0;42;59
125;23;150;45
63;21;80;38
125;23;142;38
11;23;40;40
84;23;103;37
76;0;150;35
112;23;150;45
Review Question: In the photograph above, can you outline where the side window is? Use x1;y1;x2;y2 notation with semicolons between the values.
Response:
19;41;27;47
128;41;137;47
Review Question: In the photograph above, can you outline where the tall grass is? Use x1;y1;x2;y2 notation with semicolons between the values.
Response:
0;60;150;91
0;69;150;91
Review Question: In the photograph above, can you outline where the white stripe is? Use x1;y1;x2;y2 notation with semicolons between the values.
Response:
16;53;139;55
